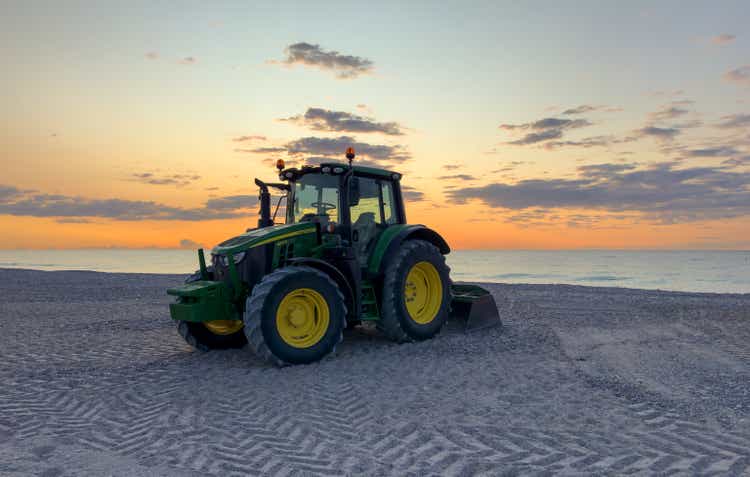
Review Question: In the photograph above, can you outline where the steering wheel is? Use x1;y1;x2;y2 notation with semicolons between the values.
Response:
310;201;337;213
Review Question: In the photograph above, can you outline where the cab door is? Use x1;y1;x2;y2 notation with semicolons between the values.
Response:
349;176;398;267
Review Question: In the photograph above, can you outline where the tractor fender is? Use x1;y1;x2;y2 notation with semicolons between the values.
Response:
368;224;450;277
285;257;356;321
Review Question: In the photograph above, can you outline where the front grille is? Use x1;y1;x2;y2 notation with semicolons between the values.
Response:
211;248;270;295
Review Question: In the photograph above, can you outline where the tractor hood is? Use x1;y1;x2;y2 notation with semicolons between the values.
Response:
212;222;318;255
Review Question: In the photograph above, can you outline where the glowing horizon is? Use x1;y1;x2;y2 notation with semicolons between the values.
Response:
2;2;749;250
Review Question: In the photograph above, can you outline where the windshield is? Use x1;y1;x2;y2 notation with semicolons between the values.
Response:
288;174;340;225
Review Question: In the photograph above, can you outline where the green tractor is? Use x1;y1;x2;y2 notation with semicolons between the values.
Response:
168;149;500;365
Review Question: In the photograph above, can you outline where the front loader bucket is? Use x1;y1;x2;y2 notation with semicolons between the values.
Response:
450;284;502;332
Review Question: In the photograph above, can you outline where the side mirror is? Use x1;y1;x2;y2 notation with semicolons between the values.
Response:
348;177;360;206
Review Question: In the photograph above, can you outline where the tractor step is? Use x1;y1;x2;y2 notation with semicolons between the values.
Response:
450;284;502;332
360;283;379;321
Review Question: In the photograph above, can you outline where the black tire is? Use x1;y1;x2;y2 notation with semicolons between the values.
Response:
244;266;346;366
177;319;247;351
378;240;451;342
176;270;247;351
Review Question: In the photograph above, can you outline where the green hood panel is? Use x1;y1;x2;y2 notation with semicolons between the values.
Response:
213;222;317;255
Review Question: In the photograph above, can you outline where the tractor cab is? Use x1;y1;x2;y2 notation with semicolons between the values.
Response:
277;157;405;267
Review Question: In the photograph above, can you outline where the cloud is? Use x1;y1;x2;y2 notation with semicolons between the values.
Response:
561;105;597;115
235;146;287;154
685;146;740;157
634;126;681;140
179;239;202;249
711;34;736;45
232;135;267;142
0;187;264;221
0;185;22;201
498;118;586;131
180;57;196;65
445;161;750;223
442;164;463;171
145;52;158;60
502;208;632;229
437;174;477;181
401;185;424;201
724;65;750;86
278;42;373;79
492;161;527;173
543;135;622;150
648;105;690;121
723;155;750;167
504;208;558;227
284;136;410;164
716;114;750;129
576;163;638;176
561;105;622;115
509;129;563;145
501;117;592;146
131;172;201;187
282;108;403;135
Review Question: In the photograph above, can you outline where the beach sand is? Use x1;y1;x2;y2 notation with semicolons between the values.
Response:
1;268;749;475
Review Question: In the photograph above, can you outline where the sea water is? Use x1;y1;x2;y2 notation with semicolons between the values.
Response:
0;249;748;294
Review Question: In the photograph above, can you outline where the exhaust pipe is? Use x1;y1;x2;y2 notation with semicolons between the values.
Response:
255;178;273;228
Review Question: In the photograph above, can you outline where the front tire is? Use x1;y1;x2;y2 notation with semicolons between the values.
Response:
244;266;346;366
378;240;451;342
177;319;246;351
176;270;247;351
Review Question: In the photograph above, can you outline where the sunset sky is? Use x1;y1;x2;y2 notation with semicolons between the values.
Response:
2;1;749;250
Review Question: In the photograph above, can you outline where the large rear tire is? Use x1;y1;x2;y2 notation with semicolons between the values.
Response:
244;266;346;366
176;270;247;351
378;240;451;342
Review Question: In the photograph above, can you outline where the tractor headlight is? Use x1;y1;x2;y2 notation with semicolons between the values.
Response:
219;252;245;267
322;166;331;173
333;167;344;174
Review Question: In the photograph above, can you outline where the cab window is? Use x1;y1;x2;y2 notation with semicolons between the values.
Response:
350;177;382;226
288;174;339;225
380;181;397;225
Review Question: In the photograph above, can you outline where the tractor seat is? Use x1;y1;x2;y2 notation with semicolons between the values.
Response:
352;212;378;264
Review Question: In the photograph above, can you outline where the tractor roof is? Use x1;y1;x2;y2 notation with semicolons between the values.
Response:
281;162;401;181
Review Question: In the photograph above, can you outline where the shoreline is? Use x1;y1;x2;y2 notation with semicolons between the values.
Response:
2;266;748;298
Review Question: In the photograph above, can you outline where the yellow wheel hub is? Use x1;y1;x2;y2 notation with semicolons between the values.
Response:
404;261;443;324
275;288;330;348
203;319;244;335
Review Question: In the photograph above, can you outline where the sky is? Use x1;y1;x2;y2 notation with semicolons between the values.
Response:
1;1;749;250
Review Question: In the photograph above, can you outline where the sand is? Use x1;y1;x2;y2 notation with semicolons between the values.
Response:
1;268;749;476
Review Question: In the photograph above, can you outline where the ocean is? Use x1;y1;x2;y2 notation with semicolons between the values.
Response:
0;249;748;294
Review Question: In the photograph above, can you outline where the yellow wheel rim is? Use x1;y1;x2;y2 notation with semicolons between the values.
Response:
203;320;244;335
275;288;330;348
404;261;443;324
